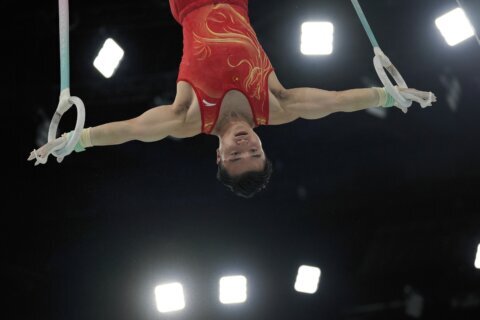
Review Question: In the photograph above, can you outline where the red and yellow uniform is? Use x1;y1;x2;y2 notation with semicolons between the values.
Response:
169;0;274;134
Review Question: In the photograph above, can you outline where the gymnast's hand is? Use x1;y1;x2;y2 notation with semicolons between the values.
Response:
28;135;67;166
397;87;437;109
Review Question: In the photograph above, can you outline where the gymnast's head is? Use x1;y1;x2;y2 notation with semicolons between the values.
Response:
215;121;272;198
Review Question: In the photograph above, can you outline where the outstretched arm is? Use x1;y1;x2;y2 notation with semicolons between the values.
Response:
279;87;381;121
28;103;190;164
90;103;187;146
277;86;435;122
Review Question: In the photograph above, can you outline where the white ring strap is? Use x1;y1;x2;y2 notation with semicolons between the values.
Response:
47;89;86;158
373;47;412;113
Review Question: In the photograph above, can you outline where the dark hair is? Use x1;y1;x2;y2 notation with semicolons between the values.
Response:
217;158;273;198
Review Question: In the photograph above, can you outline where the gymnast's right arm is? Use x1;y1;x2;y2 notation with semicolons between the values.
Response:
28;104;188;164
91;104;186;145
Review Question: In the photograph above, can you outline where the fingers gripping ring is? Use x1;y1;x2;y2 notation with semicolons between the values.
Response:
33;149;48;165
47;89;86;158
373;47;412;113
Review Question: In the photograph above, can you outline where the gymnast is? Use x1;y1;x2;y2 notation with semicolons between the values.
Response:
29;0;437;198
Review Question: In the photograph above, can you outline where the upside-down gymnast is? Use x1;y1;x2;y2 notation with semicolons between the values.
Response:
29;0;437;198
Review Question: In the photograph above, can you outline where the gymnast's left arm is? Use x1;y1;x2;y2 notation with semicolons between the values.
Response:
280;87;379;120
28;104;188;165
280;86;436;120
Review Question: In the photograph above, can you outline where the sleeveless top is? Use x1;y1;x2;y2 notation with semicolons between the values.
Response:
169;0;274;133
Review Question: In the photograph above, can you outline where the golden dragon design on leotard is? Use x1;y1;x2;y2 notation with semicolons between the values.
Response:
192;4;271;103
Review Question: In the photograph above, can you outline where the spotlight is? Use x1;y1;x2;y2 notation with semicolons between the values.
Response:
93;38;124;78
154;282;186;313
435;8;475;46
219;275;248;304
475;243;480;269
294;265;321;294
301;22;334;55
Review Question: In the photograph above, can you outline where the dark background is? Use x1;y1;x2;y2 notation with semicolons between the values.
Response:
7;0;480;319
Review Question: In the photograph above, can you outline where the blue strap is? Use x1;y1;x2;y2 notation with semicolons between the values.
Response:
351;0;379;48
66;131;86;152
384;91;396;108
59;0;70;91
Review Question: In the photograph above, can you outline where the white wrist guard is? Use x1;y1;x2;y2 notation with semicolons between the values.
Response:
374;87;395;108
64;127;93;153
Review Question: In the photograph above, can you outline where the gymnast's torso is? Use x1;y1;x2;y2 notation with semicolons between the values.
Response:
168;0;289;138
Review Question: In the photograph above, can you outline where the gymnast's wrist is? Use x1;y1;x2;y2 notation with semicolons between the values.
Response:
373;87;395;108
64;127;93;153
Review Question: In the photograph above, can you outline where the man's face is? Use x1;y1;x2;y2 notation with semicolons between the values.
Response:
217;123;266;176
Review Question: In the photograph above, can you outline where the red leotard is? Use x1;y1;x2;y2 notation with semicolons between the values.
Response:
169;0;274;134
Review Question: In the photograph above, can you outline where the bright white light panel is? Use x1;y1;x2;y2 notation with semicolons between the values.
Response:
154;282;185;313
301;22;334;55
294;265;321;294
475;243;480;269
219;275;248;304
93;38;125;78
435;8;475;46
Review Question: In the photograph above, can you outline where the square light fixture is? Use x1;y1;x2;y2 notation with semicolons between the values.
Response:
93;38;125;78
301;22;334;55
219;275;247;304
294;265;321;294
154;282;185;313
435;8;475;46
475;243;480;269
